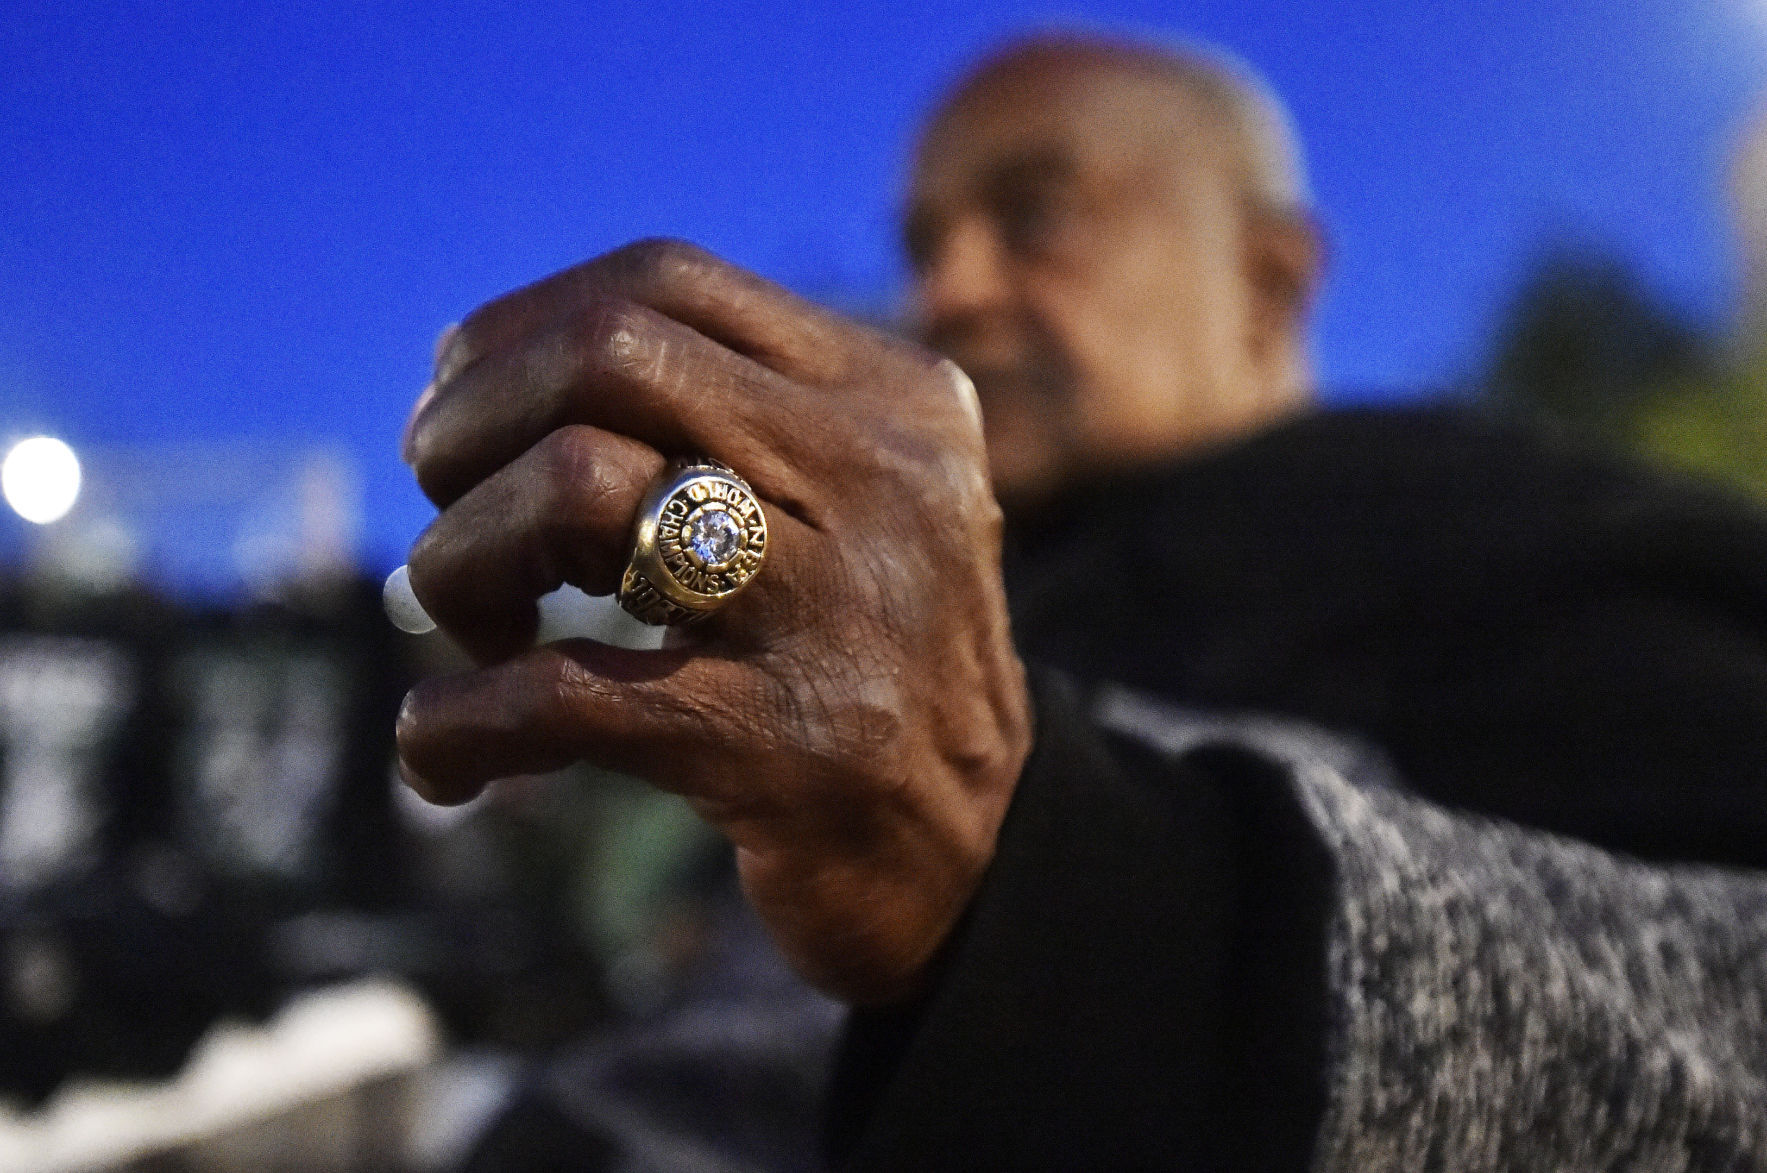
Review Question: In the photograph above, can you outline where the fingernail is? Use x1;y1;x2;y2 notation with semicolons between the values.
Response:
400;382;436;466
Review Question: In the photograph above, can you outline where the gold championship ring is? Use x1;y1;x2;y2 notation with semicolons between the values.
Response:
616;459;769;626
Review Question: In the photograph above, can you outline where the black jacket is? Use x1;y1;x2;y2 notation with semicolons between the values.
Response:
832;406;1767;1170
1003;405;1767;868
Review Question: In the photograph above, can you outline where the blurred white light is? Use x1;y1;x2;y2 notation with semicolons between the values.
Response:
2;437;82;525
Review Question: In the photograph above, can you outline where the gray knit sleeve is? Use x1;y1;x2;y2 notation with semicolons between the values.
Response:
1094;686;1767;1171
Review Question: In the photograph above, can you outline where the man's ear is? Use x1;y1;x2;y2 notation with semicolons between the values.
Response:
1244;207;1325;358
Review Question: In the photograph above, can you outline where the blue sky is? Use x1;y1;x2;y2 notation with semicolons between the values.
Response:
2;0;1764;581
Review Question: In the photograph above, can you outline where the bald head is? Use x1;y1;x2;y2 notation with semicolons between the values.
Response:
907;33;1323;511
932;34;1310;217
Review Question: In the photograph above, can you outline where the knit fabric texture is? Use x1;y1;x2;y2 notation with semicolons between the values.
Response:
1095;686;1767;1171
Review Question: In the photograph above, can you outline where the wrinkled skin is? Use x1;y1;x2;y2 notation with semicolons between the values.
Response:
398;239;1033;1005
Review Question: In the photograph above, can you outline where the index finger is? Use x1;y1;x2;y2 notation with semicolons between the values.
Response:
435;238;855;391
405;240;855;509
405;291;829;511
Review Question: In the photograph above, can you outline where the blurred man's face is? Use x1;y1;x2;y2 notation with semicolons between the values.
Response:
906;53;1269;510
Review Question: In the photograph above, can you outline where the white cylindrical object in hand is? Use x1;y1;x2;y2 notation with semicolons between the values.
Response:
382;565;664;651
382;564;435;634
535;582;665;649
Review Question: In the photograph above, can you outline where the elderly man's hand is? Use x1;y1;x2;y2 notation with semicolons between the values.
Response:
397;240;1032;1004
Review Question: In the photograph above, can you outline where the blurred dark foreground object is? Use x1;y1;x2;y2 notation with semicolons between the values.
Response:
463;876;842;1173
0;575;407;1102
0;574;615;1106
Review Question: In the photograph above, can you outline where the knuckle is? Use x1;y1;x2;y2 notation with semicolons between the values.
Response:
900;349;982;433
436;314;488;385
786;661;909;779
533;427;613;527
613;236;710;286
431;322;461;369
545;657;603;730
581;298;655;374
535;655;623;755
933;355;982;419
840;695;908;774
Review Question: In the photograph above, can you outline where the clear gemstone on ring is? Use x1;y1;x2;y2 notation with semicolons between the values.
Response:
686;508;742;566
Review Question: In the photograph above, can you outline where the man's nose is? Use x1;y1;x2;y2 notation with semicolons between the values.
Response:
913;217;1013;341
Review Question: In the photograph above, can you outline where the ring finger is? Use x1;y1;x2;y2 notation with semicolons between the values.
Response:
407;423;806;664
